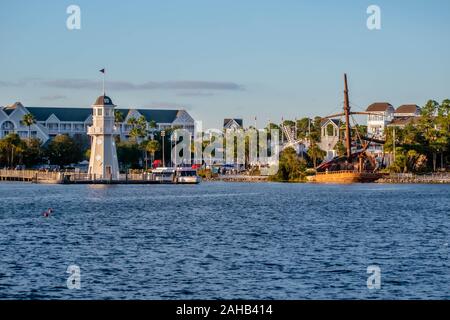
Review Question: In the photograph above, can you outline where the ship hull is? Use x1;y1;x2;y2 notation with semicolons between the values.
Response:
308;171;382;184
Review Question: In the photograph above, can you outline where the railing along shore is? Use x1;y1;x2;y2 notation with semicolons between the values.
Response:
378;173;450;184
315;170;362;175
0;169;62;183
0;169;158;184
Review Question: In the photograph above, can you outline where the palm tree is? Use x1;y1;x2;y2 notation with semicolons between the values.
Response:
127;116;147;142
127;117;139;141
127;116;137;128
137;116;148;138
21;113;36;139
113;110;124;143
114;110;124;127
148;120;157;129
0;133;24;167
437;99;450;168
307;143;326;168
419;100;439;170
145;139;160;169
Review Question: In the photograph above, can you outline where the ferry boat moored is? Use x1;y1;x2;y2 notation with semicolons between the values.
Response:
152;167;176;183
175;168;202;184
151;167;201;184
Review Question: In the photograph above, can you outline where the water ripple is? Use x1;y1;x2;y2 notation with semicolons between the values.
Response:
0;182;449;299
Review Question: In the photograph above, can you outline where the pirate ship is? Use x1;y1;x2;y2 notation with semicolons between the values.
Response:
311;74;384;183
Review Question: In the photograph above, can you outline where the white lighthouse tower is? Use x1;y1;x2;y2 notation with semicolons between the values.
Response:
87;95;120;180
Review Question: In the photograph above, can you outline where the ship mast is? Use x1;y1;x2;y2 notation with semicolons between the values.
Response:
343;73;352;159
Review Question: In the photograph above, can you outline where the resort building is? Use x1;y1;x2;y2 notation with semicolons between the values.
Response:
366;102;422;162
388;104;422;128
394;104;421;118
318;118;342;161
0;101;195;144
223;118;243;130
366;102;395;139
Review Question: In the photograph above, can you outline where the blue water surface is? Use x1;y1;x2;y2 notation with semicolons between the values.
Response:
0;182;448;299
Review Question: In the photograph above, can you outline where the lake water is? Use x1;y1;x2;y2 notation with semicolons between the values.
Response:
0;182;448;299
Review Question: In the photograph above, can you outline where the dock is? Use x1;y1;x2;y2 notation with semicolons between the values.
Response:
0;169;177;184
0;169;62;184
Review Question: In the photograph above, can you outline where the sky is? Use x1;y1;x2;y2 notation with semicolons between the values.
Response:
1;0;450;128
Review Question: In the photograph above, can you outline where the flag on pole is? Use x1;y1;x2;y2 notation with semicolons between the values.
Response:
100;69;105;94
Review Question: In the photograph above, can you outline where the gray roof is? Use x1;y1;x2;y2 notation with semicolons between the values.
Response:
2;102;24;115
223;118;243;127
321;118;342;127
135;109;179;123
3;108;15;116
112;109;180;123
25;106;180;123
27;107;93;122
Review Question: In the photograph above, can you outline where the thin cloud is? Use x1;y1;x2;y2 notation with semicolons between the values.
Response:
140;81;243;91
0;78;42;87
42;79;244;91
0;80;26;87
177;91;215;97
141;101;193;110
40;94;67;101
43;79;98;89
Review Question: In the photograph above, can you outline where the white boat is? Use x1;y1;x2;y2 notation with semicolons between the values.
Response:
175;168;201;184
152;167;176;183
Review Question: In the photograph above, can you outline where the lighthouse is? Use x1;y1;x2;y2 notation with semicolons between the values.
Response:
87;95;120;180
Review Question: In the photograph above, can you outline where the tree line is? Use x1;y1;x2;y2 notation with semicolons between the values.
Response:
383;99;450;173
271;99;450;180
2;99;448;175
0;112;166;170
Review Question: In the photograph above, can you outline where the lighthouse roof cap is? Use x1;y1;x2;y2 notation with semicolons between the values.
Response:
93;95;114;106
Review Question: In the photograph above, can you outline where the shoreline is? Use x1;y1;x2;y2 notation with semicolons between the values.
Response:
2;170;450;185
206;173;450;184
375;173;450;184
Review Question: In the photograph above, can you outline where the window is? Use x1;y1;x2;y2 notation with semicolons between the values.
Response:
97;108;103;116
180;171;196;177
1;121;14;130
327;124;335;136
61;123;72;131
47;123;59;131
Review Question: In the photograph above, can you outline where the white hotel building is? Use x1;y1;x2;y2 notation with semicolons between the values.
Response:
0;101;195;143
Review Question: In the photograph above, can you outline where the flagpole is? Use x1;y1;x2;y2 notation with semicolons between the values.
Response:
100;68;106;96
